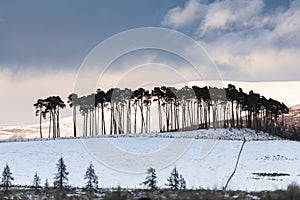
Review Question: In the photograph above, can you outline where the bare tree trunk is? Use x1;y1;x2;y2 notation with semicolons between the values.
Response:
200;102;202;129
174;103;178;130
231;100;235;128
140;104;145;133
254;105;258;133
170;102;173;131
236;104;239;129
148;106;151;132
39;111;43;138
134;103;137;134
97;106;100;135
112;104;117;135
158;99;162;132
240;107;243;128
117;106;122;134
181;103;185;131
145;106;149;133
86;114;88;137
122;105;125;134
83;113;85;137
187;101;191;128
85;113;88;137
52;111;55;138
89;110;92;136
204;104;208;129
101;103;106;135
208;106;211;129
49;111;52;138
110;105;113;135
165;104;170;132
57;109;60;138
127;101;131;134
73;106;77;137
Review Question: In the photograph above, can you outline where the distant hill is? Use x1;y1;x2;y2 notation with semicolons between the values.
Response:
0;117;73;140
285;104;300;127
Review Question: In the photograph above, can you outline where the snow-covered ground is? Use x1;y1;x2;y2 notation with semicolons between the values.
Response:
0;129;298;191
111;128;281;141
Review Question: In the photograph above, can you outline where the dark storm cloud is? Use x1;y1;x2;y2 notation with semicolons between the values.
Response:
0;0;182;70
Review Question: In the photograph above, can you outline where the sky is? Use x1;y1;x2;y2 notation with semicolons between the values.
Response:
0;0;299;126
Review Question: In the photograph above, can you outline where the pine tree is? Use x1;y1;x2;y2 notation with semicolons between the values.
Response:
84;162;98;190
1;164;14;191
45;178;49;189
33;172;41;187
141;167;158;190
53;157;69;189
178;174;186;190
165;166;179;190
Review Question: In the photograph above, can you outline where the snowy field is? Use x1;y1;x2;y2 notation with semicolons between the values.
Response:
0;129;299;191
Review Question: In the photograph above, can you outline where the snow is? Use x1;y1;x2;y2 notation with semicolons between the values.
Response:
117;128;281;141
0;126;281;143
229;140;300;190
0;128;298;191
0;117;73;140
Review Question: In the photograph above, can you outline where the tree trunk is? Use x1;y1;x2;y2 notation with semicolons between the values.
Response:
73;106;77;137
52;110;56;138
134;103;137;133
97;106;100;135
39;111;43;138
240;107;243;128
101;102;106;135
57;109;60;138
140;104;145;133
231;100;235;128
49;111;52;138
110;104;113;135
127;101;131;134
182;102;186;131
236;104;239;129
158;99;162;132
254;105;258;133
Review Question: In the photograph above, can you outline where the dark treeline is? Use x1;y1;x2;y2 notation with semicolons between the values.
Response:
64;84;289;137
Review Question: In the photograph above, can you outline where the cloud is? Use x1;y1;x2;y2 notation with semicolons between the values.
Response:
210;47;300;81
268;1;300;45
162;0;265;34
198;0;264;37
162;0;206;28
162;0;300;82
0;67;75;126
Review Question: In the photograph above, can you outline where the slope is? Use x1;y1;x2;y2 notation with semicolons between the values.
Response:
0;129;299;191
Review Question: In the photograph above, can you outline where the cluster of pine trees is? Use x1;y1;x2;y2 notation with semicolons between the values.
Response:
141;167;186;190
35;84;289;138
1;159;185;191
33;96;66;138
0;157;98;191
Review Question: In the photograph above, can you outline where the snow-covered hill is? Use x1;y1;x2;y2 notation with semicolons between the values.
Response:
0;117;73;140
0;129;298;191
285;104;300;126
